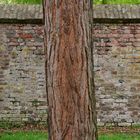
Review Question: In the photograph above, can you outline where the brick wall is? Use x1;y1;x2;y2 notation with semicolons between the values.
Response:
0;24;47;123
0;5;140;126
93;23;140;126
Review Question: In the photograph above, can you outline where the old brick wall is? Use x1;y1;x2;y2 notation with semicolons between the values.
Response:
0;5;140;126
0;24;47;123
93;23;140;126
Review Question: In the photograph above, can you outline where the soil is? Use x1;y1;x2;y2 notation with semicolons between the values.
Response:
0;125;140;134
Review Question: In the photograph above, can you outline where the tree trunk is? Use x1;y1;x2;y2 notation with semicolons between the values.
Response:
43;0;98;140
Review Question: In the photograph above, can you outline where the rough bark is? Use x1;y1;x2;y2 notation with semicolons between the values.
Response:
43;0;98;140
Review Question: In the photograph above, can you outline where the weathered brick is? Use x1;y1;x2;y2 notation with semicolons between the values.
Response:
93;23;140;126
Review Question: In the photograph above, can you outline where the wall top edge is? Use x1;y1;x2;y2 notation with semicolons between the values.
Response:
0;4;140;24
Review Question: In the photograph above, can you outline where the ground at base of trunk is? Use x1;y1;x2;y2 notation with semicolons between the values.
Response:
98;126;140;134
1;125;140;134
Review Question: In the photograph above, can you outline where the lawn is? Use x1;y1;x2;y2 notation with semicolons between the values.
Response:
0;132;140;140
100;133;140;140
0;131;48;140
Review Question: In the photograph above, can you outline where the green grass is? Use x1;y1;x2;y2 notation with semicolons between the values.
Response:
0;131;48;140
0;132;140;140
99;133;140;140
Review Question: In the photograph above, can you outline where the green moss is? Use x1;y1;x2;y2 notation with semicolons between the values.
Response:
0;45;5;51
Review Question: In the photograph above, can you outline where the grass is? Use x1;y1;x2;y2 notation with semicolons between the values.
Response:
99;133;140;140
0;132;140;140
0;131;48;140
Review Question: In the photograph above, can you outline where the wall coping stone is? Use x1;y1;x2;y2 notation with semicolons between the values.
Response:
0;4;140;24
0;4;43;24
93;5;140;23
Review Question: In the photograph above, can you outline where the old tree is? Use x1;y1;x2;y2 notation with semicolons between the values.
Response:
43;0;98;139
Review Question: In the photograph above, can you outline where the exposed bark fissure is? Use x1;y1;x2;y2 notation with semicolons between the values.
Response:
44;0;98;139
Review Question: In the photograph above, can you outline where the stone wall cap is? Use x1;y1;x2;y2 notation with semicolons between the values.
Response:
0;4;140;23
93;5;140;19
0;4;43;24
